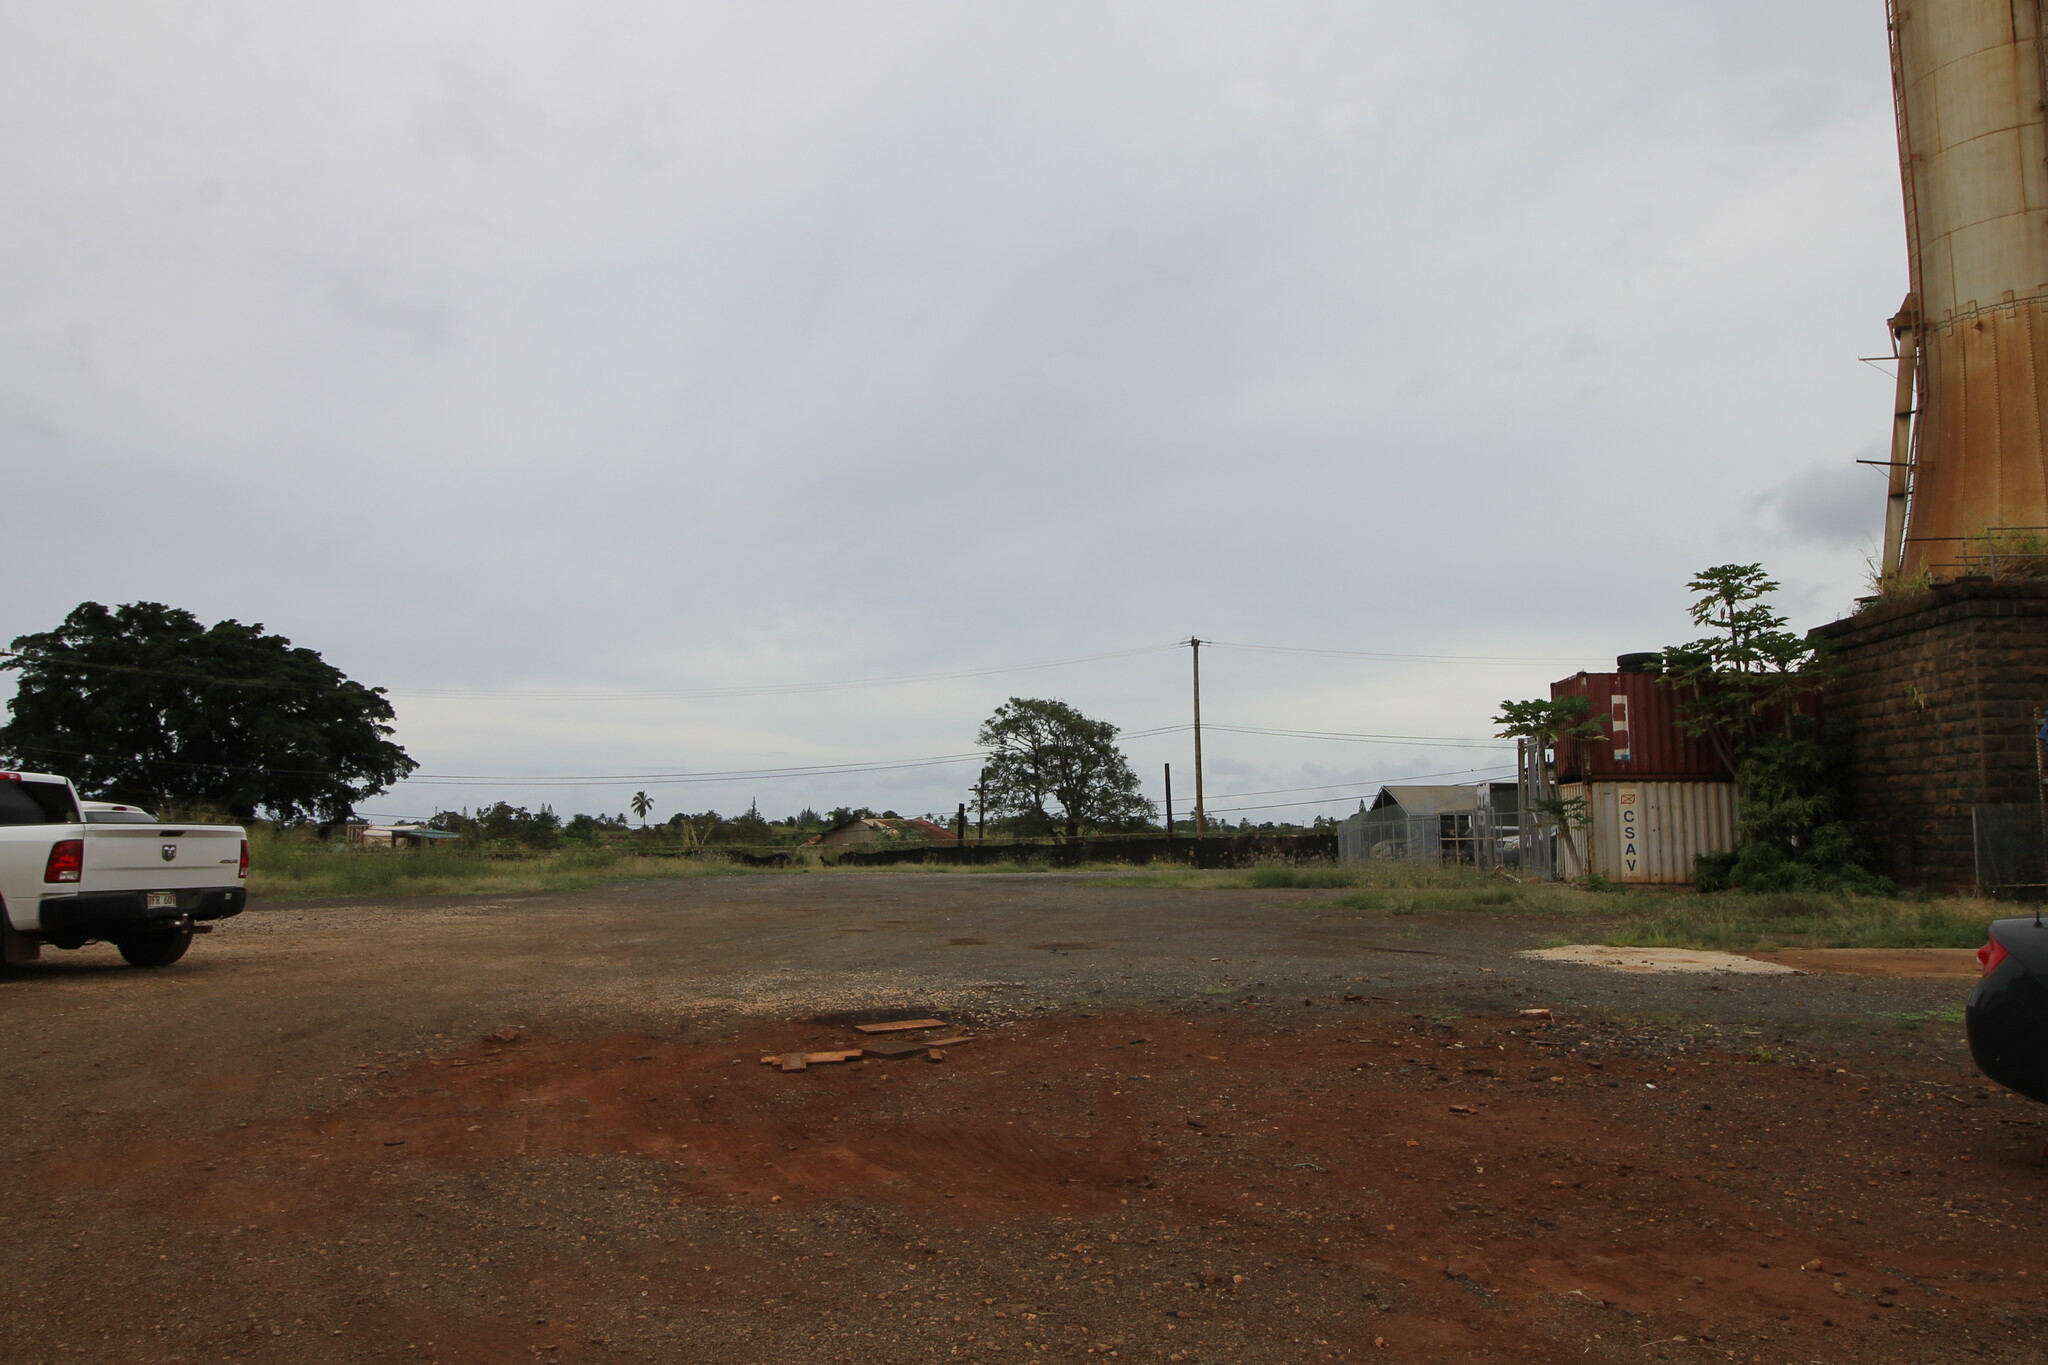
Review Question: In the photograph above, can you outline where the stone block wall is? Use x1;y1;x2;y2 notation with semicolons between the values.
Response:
1812;580;2048;893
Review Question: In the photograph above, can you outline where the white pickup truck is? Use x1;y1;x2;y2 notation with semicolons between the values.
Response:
0;770;248;969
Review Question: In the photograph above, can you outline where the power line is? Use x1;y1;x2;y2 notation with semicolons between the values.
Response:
1121;723;1506;748
5;742;989;788
1202;724;1508;749
1197;776;1426;801
6;743;383;781
13;720;1506;791
1205;764;1517;814
3;636;1596;705
0;650;357;693
0;643;1184;700
382;644;1186;700
396;754;987;788
1206;641;1599;665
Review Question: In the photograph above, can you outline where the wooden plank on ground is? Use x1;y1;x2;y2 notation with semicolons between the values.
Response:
862;1040;932;1059
919;1034;975;1048
779;1052;808;1072
762;1050;865;1067
853;1018;947;1034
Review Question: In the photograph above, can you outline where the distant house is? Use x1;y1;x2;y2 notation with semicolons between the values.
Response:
804;817;960;849
1337;783;1520;867
346;822;463;851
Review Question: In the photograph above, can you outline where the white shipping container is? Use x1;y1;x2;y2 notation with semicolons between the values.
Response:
1557;781;1737;885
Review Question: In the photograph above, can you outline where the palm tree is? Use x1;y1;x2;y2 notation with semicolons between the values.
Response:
630;791;653;824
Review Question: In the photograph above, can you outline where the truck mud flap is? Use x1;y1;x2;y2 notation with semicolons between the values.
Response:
2;915;40;964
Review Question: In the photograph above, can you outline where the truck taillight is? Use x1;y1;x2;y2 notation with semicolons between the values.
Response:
239;839;249;879
43;838;83;883
1979;936;2011;977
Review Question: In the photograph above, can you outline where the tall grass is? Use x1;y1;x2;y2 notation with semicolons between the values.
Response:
245;831;1066;901
243;837;2014;952
245;830;776;901
1095;859;2004;950
1599;891;1994;952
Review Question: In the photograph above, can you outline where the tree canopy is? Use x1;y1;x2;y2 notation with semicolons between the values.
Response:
976;697;1152;837
1659;563;1817;773
1492;694;1605;870
0;601;415;822
1492;695;1605;750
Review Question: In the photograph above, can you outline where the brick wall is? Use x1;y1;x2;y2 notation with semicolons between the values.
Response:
1812;580;2048;893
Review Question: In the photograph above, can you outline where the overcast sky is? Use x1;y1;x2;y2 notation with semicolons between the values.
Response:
0;2;1906;824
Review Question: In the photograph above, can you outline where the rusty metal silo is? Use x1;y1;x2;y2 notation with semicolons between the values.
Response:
1883;0;2048;579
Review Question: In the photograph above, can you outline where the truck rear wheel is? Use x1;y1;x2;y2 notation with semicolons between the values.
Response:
115;927;193;968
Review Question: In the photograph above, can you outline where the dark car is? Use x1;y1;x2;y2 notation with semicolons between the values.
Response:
1968;914;2048;1104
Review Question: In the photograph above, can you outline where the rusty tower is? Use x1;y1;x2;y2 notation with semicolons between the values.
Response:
1883;0;2048;579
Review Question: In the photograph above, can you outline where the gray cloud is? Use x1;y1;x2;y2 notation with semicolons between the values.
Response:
1759;455;1886;550
0;2;1906;820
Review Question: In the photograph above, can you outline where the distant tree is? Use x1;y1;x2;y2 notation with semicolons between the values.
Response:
665;810;710;847
976;697;1152;837
0;601;414;822
565;812;631;843
430;802;561;849
630;790;653;824
727;798;772;844
826;805;875;827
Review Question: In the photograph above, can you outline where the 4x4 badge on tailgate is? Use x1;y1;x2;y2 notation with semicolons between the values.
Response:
160;843;178;862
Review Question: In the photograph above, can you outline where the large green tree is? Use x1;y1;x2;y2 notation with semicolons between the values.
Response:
976;697;1152;837
1658;563;1817;775
0;601;415;821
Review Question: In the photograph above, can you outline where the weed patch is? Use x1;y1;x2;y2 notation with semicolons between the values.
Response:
246;832;1068;901
1095;861;2003;951
1600;895;1993;952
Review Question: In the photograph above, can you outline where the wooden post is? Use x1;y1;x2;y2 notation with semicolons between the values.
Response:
1191;638;1206;838
1164;762;1174;840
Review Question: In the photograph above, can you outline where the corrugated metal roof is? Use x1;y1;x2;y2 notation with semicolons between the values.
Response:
1372;785;1482;817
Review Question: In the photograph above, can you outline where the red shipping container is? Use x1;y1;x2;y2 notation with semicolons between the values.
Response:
1549;672;1732;782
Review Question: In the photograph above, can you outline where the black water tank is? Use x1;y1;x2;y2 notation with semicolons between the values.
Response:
1616;652;1662;674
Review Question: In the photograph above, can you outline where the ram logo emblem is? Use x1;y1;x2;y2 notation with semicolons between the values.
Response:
161;843;178;862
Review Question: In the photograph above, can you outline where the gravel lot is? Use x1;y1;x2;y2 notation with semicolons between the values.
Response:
1;871;2041;1364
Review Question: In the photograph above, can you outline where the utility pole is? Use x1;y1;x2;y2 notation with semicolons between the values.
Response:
1163;763;1174;840
976;768;988;839
955;802;967;842
1190;637;1206;838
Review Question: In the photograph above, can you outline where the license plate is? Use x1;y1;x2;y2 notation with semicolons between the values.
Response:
146;892;177;909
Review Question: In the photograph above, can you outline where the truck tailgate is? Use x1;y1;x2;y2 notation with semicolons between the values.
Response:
82;825;245;890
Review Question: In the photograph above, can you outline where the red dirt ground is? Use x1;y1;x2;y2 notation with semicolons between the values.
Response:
17;1005;2048;1363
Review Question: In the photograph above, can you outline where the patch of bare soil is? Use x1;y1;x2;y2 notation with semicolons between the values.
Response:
1742;949;1982;979
13;1008;2048;1364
